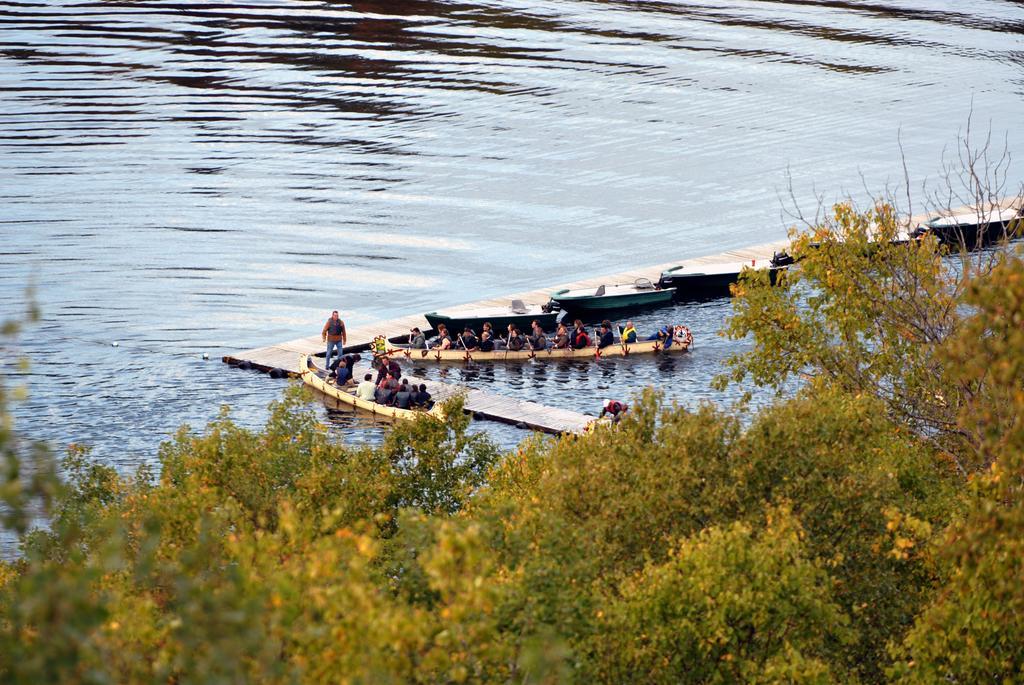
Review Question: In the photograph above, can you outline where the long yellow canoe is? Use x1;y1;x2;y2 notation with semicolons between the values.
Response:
385;338;691;363
299;355;446;422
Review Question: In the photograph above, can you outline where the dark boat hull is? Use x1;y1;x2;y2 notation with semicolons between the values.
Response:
658;267;782;300
913;213;1023;250
425;311;559;335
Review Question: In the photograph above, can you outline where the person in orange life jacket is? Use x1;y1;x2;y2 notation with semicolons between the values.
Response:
322;310;347;372
597;320;615;349
572;319;591;348
600;398;628;424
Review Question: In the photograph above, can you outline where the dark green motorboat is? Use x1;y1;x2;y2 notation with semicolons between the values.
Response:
549;278;676;315
424;300;558;334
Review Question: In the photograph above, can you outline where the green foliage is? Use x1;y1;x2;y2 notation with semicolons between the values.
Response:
591;508;853;684
381;395;500;516
472;386;958;682
717;202;991;472
890;250;1024;683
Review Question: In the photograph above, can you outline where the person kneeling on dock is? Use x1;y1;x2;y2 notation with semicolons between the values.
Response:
331;353;361;385
356;373;376;402
393;379;414;409
600;398;628;424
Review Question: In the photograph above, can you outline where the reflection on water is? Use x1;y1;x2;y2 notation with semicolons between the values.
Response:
1;0;1023;470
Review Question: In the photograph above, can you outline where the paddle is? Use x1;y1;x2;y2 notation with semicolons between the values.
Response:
457;333;474;362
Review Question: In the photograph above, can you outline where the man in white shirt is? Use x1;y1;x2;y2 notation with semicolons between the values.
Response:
355;373;376;402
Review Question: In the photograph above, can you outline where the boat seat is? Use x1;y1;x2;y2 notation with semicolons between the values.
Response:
510;299;528;314
634;277;654;290
594;285;606;296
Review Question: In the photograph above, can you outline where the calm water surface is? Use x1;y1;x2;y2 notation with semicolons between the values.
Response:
2;0;1023;470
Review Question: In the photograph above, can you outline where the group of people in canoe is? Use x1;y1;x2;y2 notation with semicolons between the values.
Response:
320;311;434;411
324;351;433;410
318;310;683;420
405;319;692;352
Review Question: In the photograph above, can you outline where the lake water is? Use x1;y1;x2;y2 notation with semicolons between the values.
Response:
2;0;1023;470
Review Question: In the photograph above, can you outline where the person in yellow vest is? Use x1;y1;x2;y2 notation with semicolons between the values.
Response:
321;310;347;371
619;320;638;344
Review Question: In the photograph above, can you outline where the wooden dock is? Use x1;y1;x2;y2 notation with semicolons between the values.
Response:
223;237;790;372
223;198;1021;435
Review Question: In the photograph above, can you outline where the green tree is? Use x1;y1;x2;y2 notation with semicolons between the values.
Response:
590;507;853;684
718;201;1012;474
891;250;1024;683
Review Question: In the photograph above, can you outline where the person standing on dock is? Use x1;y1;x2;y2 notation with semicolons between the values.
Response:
322;310;347;372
